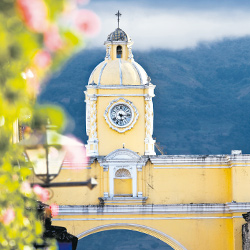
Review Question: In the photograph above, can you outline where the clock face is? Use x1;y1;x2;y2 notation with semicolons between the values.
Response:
110;104;133;127
104;98;139;133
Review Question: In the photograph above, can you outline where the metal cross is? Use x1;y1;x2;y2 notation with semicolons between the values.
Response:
115;10;122;28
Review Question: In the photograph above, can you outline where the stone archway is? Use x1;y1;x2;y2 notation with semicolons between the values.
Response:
77;223;187;250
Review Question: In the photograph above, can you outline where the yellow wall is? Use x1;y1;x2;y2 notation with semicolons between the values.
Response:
96;90;146;156
110;44;129;60
144;163;232;204
231;165;250;202
114;178;132;195
53;213;235;250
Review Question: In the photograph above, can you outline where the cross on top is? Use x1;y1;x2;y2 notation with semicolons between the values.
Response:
115;10;122;28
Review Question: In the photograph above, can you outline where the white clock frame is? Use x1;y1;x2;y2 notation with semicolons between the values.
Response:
104;98;139;133
109;102;134;128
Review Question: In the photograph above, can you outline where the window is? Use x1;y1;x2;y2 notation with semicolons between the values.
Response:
115;168;131;179
117;45;122;58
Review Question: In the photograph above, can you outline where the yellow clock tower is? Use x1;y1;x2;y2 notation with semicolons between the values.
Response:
85;27;156;157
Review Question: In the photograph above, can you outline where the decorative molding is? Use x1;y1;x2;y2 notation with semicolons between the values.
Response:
105;46;111;60
104;98;139;133
145;100;153;138
89;95;97;101
88;94;148;97
115;168;131;178
54;216;237;221
56;203;250;216
98;62;107;85
144;97;155;155
132;62;143;85
104;149;142;162
149;154;250;166
145;95;152;101
137;165;142;171
102;164;109;172
88;61;103;85
104;41;131;45
98;149;147;199
127;45;133;60
86;97;98;156
85;99;90;135
86;84;156;90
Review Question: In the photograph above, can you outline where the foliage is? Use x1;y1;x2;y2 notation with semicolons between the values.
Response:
0;0;100;249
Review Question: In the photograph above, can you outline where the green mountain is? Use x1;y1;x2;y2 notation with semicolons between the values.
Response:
39;37;250;155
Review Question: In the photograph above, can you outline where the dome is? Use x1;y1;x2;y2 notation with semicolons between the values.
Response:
88;59;148;85
107;28;131;42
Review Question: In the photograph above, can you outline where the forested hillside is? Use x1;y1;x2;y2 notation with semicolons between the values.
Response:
39;37;250;155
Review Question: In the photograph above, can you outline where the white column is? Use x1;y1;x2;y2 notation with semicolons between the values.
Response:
132;165;137;197
87;96;99;156
109;165;114;198
144;95;156;155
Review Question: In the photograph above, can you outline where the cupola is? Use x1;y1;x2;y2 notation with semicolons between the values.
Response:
88;12;151;86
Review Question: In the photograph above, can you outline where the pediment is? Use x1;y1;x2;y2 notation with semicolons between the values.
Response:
105;149;141;161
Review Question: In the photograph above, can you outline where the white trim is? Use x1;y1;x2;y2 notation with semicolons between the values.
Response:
88;62;103;85
154;166;231;169
98;62;107;85
149;155;250;166
76;223;188;250
109;165;114;197
57;203;250;215
132;62;143;85
53;216;236;222
61;167;91;170
87;94;148;97
132;166;137;197
86;84;156;89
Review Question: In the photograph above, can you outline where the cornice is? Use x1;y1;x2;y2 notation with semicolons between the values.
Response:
149;154;250;166
86;84;156;90
57;203;250;216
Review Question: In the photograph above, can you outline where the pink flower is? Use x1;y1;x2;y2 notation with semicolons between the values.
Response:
75;9;101;37
34;50;52;68
21;181;32;194
33;185;49;202
49;204;59;217
2;208;15;225
44;26;64;52
22;68;41;96
76;0;90;5
16;0;48;33
63;136;89;168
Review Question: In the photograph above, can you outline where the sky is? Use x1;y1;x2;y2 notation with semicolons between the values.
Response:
85;0;250;50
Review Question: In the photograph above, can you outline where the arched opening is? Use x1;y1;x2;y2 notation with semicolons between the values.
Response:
117;45;122;58
114;168;132;197
77;223;187;250
77;229;175;250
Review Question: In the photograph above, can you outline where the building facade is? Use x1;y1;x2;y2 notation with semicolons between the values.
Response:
50;27;250;250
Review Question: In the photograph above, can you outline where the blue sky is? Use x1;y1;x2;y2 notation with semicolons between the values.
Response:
85;0;250;50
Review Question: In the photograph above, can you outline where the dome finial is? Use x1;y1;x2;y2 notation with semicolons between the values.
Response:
115;10;122;28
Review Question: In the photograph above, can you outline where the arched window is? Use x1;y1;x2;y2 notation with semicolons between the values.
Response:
116;45;122;58
115;168;131;179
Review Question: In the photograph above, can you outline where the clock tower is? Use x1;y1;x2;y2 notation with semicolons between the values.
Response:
85;27;156;157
